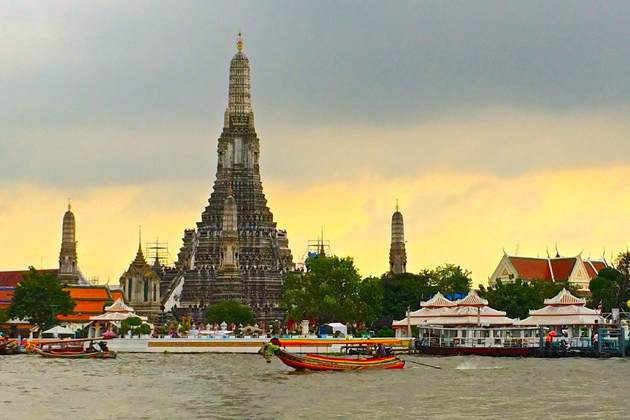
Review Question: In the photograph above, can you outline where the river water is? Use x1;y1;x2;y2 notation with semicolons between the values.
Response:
1;354;627;419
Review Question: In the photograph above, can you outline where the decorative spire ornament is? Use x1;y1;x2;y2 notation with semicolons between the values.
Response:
237;31;243;52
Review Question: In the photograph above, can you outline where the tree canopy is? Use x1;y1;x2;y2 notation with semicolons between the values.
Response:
7;267;76;331
479;278;579;319
281;255;364;324
588;252;630;312
356;276;383;326
205;300;256;326
282;256;474;327
380;272;433;319
380;265;472;319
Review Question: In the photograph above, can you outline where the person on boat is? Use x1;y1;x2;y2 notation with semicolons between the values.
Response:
376;343;387;358
97;341;109;352
87;341;96;353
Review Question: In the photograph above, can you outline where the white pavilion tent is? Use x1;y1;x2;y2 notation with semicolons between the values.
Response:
88;299;148;337
518;289;600;328
41;325;75;338
392;291;515;337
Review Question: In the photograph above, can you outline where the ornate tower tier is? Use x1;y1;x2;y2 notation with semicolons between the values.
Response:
167;33;293;325
58;203;80;284
120;236;161;322
389;202;407;275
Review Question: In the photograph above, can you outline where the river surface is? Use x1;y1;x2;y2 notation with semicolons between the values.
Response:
1;354;628;419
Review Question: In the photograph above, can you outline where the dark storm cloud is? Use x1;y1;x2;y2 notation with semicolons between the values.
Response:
2;1;630;186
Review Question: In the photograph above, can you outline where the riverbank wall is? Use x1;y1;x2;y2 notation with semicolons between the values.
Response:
107;337;410;354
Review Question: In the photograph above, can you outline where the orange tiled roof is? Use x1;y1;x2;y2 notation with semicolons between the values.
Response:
63;286;112;300
584;263;598;278
110;291;124;302
0;288;13;310
57;314;93;322
57;286;113;323
591;262;606;272
72;300;108;314
549;258;577;281
0;269;58;287
509;257;553;280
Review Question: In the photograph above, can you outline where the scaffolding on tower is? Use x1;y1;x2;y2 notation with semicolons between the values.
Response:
146;238;172;267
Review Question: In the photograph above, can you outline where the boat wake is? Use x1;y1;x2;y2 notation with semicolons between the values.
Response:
455;360;504;370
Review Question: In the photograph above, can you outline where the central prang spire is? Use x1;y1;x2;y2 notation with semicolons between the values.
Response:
172;35;294;326
226;31;252;119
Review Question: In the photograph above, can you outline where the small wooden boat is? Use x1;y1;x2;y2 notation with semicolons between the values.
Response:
30;337;117;359
259;338;404;371
0;339;19;355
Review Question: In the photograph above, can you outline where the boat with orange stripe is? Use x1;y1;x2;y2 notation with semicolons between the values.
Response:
259;338;405;371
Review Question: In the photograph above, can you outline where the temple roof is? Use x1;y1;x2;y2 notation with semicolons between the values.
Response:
584;259;608;278
57;285;114;323
133;244;148;267
394;305;513;327
517;288;597;326
456;290;488;307
109;290;125;302
420;292;456;308
505;254;609;282
543;288;586;306
105;298;135;313
394;289;514;328
0;269;58;287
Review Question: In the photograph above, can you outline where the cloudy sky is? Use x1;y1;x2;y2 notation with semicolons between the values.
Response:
2;1;630;285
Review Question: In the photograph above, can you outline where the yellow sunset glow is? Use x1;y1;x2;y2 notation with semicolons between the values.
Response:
2;164;629;287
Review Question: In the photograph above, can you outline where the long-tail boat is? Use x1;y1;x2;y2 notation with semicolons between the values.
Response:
0;339;19;355
259;338;404;371
30;337;117;359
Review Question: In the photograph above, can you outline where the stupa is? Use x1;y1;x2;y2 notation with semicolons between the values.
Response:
389;201;407;274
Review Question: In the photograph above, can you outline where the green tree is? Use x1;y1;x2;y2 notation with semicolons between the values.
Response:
205;300;256;326
7;267;76;331
281;255;362;324
588;259;630;312
380;271;434;319
380;265;472;320
377;326;396;337
433;264;472;297
357;276;383;327
137;323;152;335
479;278;579;319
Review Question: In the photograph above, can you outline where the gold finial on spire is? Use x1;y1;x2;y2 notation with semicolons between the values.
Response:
395;199;399;212
68;198;71;211
236;31;243;52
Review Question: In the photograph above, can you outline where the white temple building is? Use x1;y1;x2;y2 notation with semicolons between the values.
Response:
392;290;515;337
518;289;600;328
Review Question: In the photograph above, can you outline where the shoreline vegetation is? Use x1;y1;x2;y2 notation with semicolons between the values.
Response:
2;251;630;340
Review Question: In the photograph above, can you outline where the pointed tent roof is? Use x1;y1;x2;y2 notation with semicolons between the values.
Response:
517;288;598;326
42;325;75;336
393;303;514;327
105;298;135;313
420;292;456;308
543;288;586;306
456;290;488;307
